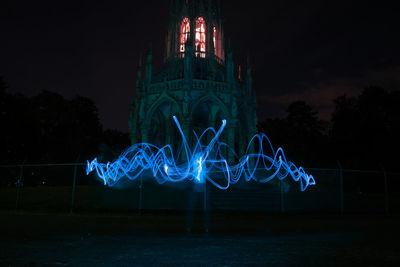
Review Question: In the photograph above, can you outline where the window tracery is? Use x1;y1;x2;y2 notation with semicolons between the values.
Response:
180;18;190;53
213;26;217;55
195;17;206;58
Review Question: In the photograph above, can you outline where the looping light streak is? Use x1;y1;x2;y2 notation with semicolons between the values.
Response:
86;117;316;191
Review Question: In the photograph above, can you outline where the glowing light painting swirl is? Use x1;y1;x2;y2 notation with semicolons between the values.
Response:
86;117;316;191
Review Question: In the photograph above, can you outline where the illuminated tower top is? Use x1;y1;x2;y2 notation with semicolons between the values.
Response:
130;0;258;161
165;0;224;62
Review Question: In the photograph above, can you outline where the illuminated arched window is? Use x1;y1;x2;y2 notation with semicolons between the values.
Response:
213;26;217;55
180;18;190;53
195;17;206;58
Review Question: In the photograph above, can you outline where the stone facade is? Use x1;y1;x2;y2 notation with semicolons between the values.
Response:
129;0;257;161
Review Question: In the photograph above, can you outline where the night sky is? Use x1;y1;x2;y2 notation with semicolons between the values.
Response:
1;0;399;131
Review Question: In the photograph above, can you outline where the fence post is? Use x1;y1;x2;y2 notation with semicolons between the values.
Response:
15;163;24;211
381;166;389;215
71;156;80;214
280;179;285;214
338;161;344;216
138;176;143;214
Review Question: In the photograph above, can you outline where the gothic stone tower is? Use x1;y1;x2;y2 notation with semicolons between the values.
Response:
129;0;257;161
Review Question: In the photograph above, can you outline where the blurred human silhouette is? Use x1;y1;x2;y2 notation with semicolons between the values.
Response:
186;162;210;234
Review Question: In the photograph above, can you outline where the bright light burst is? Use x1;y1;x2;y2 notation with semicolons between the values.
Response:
86;116;316;191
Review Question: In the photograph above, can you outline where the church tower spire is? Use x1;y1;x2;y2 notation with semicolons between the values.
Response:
130;0;258;162
165;0;224;61
145;43;152;88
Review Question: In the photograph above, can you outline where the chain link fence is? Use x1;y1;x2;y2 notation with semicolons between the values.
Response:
0;163;399;214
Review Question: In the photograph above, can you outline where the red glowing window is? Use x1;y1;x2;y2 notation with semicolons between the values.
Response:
180;18;190;53
213;26;217;55
195;17;206;57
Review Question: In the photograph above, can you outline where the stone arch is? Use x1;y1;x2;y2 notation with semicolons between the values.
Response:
144;95;183;148
190;94;230;149
145;95;183;124
191;94;230;120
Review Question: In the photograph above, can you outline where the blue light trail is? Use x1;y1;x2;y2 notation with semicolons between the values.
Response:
86;117;316;191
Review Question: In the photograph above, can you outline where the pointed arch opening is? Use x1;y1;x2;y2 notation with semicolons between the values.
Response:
195;17;206;58
147;101;182;150
180;17;190;54
213;26;217;55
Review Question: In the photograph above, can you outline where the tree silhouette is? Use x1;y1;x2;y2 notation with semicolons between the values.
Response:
29;91;104;162
0;76;7;94
0;77;7;122
331;87;400;170
3;73;399;173
259;101;328;167
0;77;9;162
0;77;34;164
0;81;110;164
97;129;130;162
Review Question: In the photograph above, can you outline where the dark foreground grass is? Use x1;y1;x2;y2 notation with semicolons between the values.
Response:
1;211;399;266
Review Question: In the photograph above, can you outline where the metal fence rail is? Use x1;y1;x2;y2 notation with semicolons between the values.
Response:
0;163;399;214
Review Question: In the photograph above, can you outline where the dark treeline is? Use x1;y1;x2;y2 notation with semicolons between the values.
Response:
1;76;400;171
0;77;130;165
259;87;400;171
